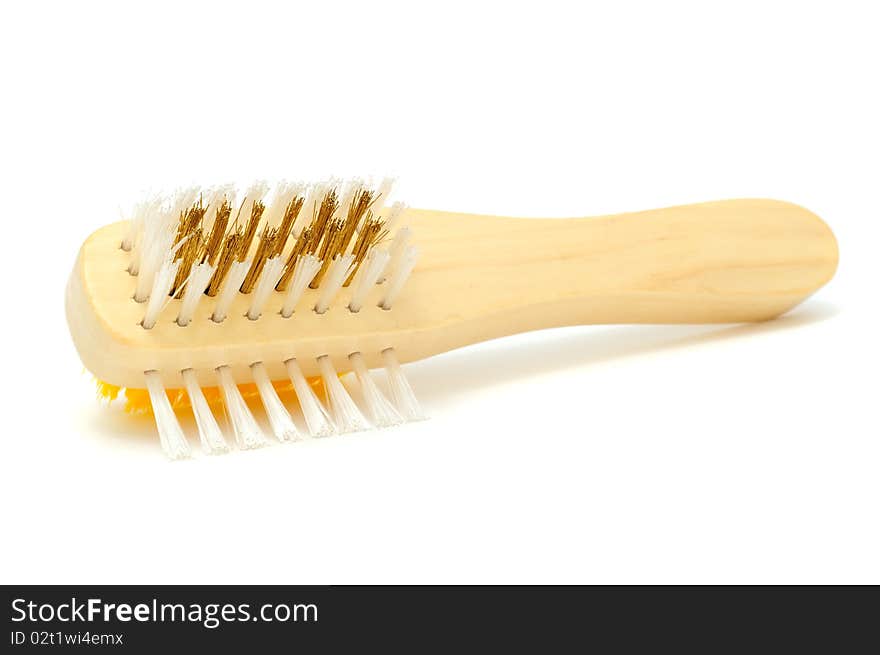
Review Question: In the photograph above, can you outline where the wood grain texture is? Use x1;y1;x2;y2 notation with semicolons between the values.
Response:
66;198;838;388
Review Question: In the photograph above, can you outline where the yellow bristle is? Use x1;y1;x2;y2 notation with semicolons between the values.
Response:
95;377;327;416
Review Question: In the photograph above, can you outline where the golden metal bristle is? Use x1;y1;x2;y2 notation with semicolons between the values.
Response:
203;198;232;266
237;198;266;263
310;219;349;288
344;215;387;286
337;187;377;260
171;227;204;298
275;227;313;293
205;229;245;297
174;199;207;248
307;189;339;255
273;196;304;258
240;226;281;294
134;180;397;304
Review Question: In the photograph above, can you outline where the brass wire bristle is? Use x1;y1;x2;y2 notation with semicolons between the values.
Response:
307;189;339;255
174;199;207;248
240;226;281;293
310;219;349;288
273;196;304;258
307;187;375;288
337;187;377;260
344;215;388;286
237;198;266;263
171;227;204;298
128;179;408;319
275;227;313;292
203;198;232;266
205;229;245;297
349;187;377;228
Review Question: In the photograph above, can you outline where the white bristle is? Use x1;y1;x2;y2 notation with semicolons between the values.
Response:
379;245;418;310
372;177;395;217
335;178;363;220
127;243;140;274
264;180;302;226
381;348;425;421
348;249;390;312
121;222;135;252
212;260;249;323
141;258;179;329
142;190;198;284
242;181;270;206
127;196;160;269
202;184;236;232
246;256;284;320
172;187;201;218
349;352;403;427
237;182;270;258
123;194;161;256
379;225;412;284
182;368;229;455
139;188;200;285
132;210;161;286
284;358;334;437
216;365;266;450
128;219;141;270
384;201;407;232
133;207;177;301
251;362;301;442
281;254;321;318
144;370;191;460
176;262;215;326
293;181;328;233
314;254;354;314
317;355;369;433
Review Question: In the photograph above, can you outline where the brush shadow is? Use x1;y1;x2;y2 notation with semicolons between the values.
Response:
74;403;160;454
406;301;839;406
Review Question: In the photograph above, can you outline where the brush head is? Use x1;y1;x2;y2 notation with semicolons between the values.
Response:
66;179;418;389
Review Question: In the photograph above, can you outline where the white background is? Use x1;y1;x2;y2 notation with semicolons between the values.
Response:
0;1;877;584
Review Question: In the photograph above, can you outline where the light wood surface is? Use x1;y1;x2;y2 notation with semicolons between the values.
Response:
66;198;838;388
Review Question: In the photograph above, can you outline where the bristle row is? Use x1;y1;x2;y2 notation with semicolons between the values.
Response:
143;348;422;459
124;178;416;329
144;370;192;460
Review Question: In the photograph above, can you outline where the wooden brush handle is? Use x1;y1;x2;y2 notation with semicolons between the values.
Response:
407;197;837;332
